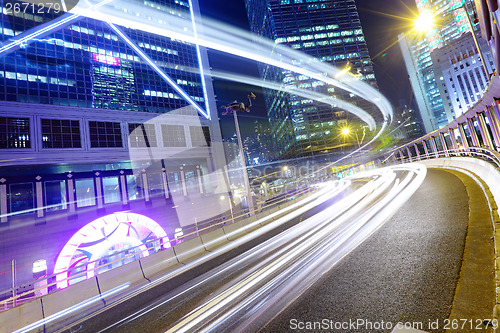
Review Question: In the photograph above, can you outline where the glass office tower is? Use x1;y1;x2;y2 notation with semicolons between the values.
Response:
245;0;379;159
0;0;230;292
398;0;482;133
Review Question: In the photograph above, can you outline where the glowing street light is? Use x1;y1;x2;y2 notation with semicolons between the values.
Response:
414;11;435;32
411;4;490;80
341;127;350;136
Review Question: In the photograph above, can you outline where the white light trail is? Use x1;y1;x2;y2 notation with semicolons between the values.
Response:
67;0;392;127
165;165;426;332
12;283;130;333
107;22;210;119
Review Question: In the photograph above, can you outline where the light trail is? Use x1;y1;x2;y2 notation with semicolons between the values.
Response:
52;180;350;332
164;164;426;332
26;0;392;130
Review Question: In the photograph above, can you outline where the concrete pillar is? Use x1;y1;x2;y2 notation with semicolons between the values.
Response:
142;171;150;202
466;117;480;147
413;144;420;161
457;123;469;147
399;150;405;163
0;179;7;223
119;171;128;206
94;172;103;209
477;112;494;148
180;167;187;196
196;166;203;194
406;147;412;162
162;168;170;199
438;133;449;157
67;174;75;213
485;106;500;148
422;139;429;158
448;128;459;155
35;177;44;218
430;136;439;158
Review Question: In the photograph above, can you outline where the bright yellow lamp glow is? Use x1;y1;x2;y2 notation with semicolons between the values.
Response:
341;128;350;136
414;11;435;32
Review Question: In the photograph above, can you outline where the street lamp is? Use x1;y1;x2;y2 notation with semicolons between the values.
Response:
222;92;256;216
414;11;435;32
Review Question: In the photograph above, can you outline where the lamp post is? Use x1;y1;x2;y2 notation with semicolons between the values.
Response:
222;93;256;216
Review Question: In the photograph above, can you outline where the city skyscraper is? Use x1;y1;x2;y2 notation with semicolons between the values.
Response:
244;0;379;159
0;0;231;291
398;0;490;133
431;31;495;119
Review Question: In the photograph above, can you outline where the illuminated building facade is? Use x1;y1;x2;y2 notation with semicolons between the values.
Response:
398;0;486;133
244;0;378;159
431;31;495;118
0;0;230;292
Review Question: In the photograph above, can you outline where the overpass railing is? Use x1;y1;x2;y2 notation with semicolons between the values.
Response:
380;76;500;168
0;181;316;312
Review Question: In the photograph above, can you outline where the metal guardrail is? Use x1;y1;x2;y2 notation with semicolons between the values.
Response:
0;183;316;311
382;147;500;169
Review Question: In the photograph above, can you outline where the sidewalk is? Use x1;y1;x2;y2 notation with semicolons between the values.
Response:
446;170;495;333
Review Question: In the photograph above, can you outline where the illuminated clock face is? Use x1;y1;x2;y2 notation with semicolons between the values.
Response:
54;212;169;289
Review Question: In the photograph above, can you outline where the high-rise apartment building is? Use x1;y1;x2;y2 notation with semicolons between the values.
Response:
245;0;379;159
398;0;490;133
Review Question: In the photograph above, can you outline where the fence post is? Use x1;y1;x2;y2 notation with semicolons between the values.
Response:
12;259;16;307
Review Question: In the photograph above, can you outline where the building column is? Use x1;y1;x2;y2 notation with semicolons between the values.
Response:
67;173;75;213
448;129;458;155
142;170;150;202
196;165;204;194
180;167;187;197
94;172;104;209
162;168;170;199
439;133;449;157
458;123;469;147
406;147;412;162
0;178;7;223
466;117;480;147
399;150;405;163
119;170;128;206
422;139;429;158
413;144;420;161
477;112;495;149
392;153;396;164
35;176;44;219
430;136;439;158
486;105;500;149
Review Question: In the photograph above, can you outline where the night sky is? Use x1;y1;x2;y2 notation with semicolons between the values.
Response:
198;0;420;138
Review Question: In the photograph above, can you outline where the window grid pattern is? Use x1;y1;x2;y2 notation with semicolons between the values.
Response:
89;121;123;148
128;123;157;147
0;117;30;149
0;1;206;113
189;125;211;147
41;118;81;148
162;124;186;147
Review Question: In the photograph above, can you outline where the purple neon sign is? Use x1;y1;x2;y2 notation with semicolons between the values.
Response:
54;212;169;289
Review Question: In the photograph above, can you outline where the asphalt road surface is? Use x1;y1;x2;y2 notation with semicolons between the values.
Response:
58;168;474;333
261;169;471;333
